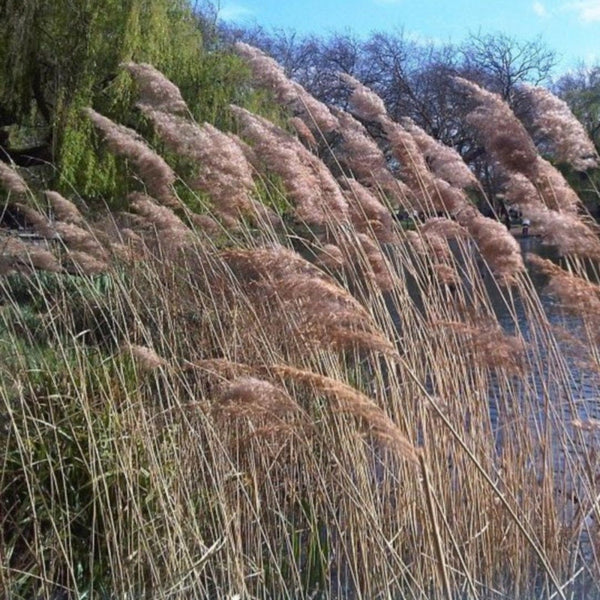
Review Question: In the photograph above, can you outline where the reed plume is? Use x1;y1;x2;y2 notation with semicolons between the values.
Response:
0;161;28;194
438;320;526;373
406;228;460;286
521;84;599;171
340;73;387;122
45;191;85;225
0;235;60;273
528;253;600;317
230;105;349;225
332;108;410;208
272;364;419;464
63;250;109;275
222;244;395;355
571;418;600;432
407;229;452;263
54;222;109;262
455;77;584;215
122;62;188;114
128;192;191;251
215;376;300;421
534;157;580;214
421;217;469;240
400;117;478;189
526;208;600;260
343;179;395;244
288;116;318;149
315;243;346;270
125;343;169;371
454;76;539;179
502;170;541;208
342;75;525;283
11;203;55;238
500;167;596;258
347;233;394;292
136;106;262;227
341;74;465;212
234;42;340;134
85;108;179;208
463;213;525;284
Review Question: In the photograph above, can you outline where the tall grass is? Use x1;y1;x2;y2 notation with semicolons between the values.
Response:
2;52;600;599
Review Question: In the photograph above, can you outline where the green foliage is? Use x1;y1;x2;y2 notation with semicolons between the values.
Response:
0;341;148;598
0;0;272;208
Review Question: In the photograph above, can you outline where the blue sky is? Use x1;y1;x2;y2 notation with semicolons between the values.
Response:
216;0;600;74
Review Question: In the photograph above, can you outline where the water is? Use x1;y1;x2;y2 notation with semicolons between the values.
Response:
490;237;600;416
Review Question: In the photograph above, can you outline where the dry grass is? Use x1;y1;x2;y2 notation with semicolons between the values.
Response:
2;57;600;600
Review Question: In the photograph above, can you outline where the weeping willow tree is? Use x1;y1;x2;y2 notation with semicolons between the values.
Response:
0;0;253;202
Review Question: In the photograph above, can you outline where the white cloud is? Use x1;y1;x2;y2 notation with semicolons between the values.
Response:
533;1;549;16
218;3;254;21
564;0;600;22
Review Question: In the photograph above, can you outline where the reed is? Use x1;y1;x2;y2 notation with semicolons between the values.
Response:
2;55;600;600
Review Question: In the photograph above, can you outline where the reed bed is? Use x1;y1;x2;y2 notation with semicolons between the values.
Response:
1;52;600;600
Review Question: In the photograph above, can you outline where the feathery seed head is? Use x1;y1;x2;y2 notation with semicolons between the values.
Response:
122;62;188;114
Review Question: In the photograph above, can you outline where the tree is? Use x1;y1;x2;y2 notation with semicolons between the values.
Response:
0;0;253;201
460;32;557;103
